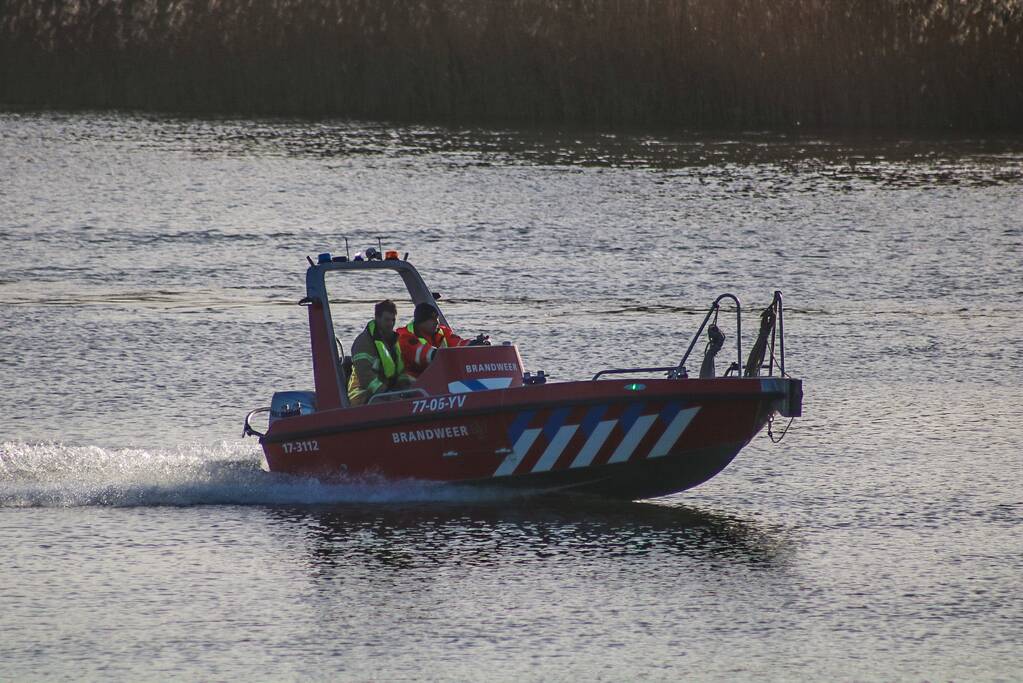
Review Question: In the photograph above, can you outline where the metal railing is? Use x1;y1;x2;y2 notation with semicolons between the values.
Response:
677;293;743;376
770;290;785;377
591;365;687;381
243;407;270;438
591;291;787;381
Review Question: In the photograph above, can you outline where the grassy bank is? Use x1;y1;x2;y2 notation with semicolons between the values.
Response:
1;0;1021;130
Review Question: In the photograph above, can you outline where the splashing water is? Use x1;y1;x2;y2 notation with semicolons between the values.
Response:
0;441;508;507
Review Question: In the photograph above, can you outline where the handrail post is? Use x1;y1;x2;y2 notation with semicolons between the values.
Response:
677;293;742;377
676;304;718;372
713;293;742;377
775;290;785;376
734;298;743;376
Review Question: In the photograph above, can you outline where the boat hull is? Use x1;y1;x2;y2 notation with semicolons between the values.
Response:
261;377;800;499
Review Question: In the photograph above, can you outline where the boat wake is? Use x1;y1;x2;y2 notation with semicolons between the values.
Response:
0;441;511;508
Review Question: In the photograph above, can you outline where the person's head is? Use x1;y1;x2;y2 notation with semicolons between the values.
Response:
374;299;398;335
413;302;439;336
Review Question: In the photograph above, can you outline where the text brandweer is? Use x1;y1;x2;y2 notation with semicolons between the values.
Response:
392;426;470;443
465;363;517;373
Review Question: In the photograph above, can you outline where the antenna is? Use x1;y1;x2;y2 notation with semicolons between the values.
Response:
343;237;350;260
377;236;383;255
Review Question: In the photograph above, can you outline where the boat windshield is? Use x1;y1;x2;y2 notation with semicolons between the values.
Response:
323;270;420;348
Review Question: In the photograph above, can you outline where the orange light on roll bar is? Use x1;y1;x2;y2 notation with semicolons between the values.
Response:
385;250;400;260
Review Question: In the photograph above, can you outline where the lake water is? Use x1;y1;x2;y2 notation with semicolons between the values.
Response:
1;112;1021;681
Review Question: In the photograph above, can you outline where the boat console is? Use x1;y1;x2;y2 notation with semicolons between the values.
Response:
412;344;525;396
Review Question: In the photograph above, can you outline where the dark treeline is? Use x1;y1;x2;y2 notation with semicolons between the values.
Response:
1;0;1021;130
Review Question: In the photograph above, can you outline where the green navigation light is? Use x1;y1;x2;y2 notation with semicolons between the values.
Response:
624;383;646;391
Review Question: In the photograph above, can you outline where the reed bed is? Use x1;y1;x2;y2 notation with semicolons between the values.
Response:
1;0;1021;129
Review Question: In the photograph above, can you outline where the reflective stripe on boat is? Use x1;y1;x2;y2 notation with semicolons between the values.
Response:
447;377;515;394
495;428;541;476
497;402;702;477
570;405;615;469
531;424;579;473
648;407;700;458
529;407;578;473
607;415;658;464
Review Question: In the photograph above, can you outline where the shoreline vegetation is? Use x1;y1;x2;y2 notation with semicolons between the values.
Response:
1;0;1021;131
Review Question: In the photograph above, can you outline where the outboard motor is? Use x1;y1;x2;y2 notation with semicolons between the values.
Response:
269;391;317;425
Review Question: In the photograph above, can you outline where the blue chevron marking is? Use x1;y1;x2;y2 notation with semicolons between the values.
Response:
617;401;646;434
659;401;681;424
579;405;608;437
542;407;572;442
507;410;536;443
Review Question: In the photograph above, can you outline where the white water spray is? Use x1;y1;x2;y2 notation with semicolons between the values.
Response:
0;441;509;507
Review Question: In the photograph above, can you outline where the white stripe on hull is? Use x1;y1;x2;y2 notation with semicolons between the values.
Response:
495;428;541;477
532;425;580;473
648;407;700;458
570;420;617;469
607;414;657;464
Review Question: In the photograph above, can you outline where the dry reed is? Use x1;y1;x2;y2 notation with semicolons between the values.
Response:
1;0;1021;129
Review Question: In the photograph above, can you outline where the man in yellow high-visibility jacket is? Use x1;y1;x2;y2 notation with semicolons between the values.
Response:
347;300;413;406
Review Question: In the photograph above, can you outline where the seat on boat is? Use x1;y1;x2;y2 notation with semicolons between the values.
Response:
341;355;353;386
335;337;352;390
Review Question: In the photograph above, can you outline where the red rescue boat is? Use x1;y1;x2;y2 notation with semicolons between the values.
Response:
244;251;802;500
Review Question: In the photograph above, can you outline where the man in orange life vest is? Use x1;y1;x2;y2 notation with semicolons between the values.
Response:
397;302;489;378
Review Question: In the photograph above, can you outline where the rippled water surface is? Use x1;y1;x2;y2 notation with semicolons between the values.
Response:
1;112;1021;681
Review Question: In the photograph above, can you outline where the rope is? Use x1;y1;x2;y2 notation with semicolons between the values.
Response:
768;348;790;378
707;306;724;359
767;413;794;443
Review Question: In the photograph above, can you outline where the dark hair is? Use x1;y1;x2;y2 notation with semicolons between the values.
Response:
413;302;439;324
374;300;397;317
